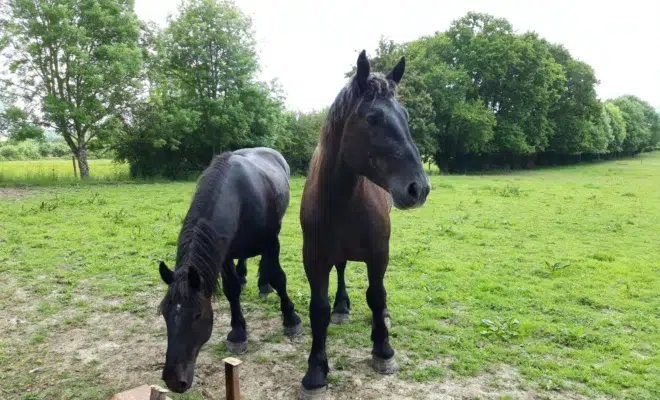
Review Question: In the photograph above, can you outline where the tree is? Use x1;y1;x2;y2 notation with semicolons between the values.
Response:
1;0;143;177
612;96;656;153
1;106;44;141
114;0;288;178
406;33;495;166
547;44;601;154
165;0;259;152
604;102;627;153
276;108;326;175
444;14;566;156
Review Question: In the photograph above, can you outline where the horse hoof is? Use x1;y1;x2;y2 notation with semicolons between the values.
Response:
283;322;304;337
296;385;328;400
226;340;247;355
330;312;349;324
371;354;398;375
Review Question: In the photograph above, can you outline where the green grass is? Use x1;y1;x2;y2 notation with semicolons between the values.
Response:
0;153;659;399
0;159;130;185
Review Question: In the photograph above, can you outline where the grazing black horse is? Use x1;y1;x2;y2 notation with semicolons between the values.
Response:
158;147;302;394
298;50;431;397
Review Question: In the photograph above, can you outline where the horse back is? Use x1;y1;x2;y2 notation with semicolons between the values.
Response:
224;148;290;258
231;147;290;219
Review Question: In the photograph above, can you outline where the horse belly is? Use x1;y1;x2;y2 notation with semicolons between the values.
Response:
227;229;270;259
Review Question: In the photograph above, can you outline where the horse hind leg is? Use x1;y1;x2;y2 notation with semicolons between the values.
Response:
257;257;275;299
221;258;247;354
366;258;398;375
236;258;247;290
330;261;351;324
260;237;303;337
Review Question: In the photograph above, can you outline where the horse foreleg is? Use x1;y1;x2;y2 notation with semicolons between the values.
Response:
222;258;247;354
366;257;398;375
300;256;332;396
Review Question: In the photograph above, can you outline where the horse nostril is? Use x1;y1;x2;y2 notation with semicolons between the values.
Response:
407;182;419;199
179;380;189;391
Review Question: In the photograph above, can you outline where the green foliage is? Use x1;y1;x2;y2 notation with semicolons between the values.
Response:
115;0;288;178
548;44;601;154
2;4;658;178
1;107;44;141
480;317;520;341
612;96;658;153
348;13;655;173
276;109;326;175
0;137;110;161
1;0;143;177
604;102;627;152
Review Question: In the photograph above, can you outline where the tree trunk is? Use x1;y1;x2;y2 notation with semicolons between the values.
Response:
77;145;90;179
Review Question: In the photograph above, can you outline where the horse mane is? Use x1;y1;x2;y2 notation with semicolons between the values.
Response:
308;72;398;176
166;152;235;304
186;151;234;220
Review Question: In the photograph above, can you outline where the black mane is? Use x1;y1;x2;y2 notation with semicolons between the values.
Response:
170;152;235;301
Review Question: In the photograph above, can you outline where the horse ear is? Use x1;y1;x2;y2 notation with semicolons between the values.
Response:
188;268;201;291
355;49;370;92
386;56;405;84
159;261;174;285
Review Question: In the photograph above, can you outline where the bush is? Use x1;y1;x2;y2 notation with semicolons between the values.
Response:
276;109;326;175
0;144;22;160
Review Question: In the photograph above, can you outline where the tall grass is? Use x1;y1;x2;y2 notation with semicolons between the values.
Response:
0;159;131;186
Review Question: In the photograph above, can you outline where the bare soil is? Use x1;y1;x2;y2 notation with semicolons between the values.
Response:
0;188;33;198
0;288;596;400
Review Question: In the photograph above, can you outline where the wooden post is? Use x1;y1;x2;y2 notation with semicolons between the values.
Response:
223;357;243;400
72;156;77;178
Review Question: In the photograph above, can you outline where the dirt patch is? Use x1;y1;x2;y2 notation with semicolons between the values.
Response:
0;188;33;198
0;289;599;400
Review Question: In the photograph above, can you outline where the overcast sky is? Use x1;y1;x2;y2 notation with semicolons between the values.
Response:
134;0;660;112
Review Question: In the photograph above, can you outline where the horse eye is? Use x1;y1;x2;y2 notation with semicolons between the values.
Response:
367;112;383;125
193;313;202;321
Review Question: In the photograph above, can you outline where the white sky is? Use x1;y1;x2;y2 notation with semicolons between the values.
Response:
135;0;660;112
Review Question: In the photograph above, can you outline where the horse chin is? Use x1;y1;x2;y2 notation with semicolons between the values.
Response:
390;194;423;210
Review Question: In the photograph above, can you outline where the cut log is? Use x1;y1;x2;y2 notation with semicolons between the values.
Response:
109;384;172;400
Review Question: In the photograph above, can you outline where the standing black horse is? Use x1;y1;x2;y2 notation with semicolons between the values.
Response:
157;147;302;394
298;50;431;397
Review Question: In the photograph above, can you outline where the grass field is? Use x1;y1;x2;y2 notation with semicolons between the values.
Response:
0;153;659;399
0;159;130;185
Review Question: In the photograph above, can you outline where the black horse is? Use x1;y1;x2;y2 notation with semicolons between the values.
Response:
158;147;302;394
298;51;431;397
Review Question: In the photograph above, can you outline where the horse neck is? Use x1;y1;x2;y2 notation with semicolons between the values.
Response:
315;130;360;209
